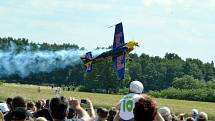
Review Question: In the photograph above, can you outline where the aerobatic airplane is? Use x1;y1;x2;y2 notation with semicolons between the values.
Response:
81;22;139;80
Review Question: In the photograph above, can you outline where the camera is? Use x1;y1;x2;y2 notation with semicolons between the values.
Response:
81;99;87;104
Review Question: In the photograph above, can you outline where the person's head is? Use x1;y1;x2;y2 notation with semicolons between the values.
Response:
12;96;26;110
6;97;13;110
27;102;34;110
36;117;48;121
97;107;102;115
179;113;185;121
197;112;208;121
45;99;50;108
133;96;157;121
158;107;172;121
98;108;108;121
108;108;116;117
40;99;46;108
107;108;116;121
35;100;42;111
67;108;75;119
191;109;198;119
186;117;194;121
171;114;178;121
129;81;144;94
49;96;69;120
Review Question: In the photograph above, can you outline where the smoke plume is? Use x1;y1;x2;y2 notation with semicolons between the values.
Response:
0;42;109;78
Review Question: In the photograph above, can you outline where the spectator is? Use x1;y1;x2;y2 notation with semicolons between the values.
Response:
10;107;33;121
4;96;33;121
191;109;198;121
45;99;50;109
85;99;96;120
95;108;108;121
67;108;76;119
34;100;52;121
158;107;172;121
133;96;157;121
55;87;61;95
171;114;179;121
107;108;117;121
95;108;102;121
36;117;48;121
11;96;26;109
6;97;12;111
116;81;144;121
186;117;194;121
49;96;93;121
178;113;185;121
97;108;102;115
197;112;208;121
51;85;54;90
41;99;46;109
35;100;42;111
38;87;41;93
114;95;164;121
27;101;35;114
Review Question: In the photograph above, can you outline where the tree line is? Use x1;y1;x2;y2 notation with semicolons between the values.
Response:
0;37;215;101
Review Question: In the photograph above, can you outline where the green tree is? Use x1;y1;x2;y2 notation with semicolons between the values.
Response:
172;75;205;89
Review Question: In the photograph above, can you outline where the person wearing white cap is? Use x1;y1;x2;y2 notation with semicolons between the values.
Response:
116;81;144;121
191;109;198;121
158;107;172;121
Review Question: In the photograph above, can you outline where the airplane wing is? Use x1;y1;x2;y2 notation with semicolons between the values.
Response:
112;22;126;80
112;53;125;80
113;22;125;49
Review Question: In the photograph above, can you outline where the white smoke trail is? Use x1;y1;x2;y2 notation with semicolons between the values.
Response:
0;49;86;78
0;42;110;78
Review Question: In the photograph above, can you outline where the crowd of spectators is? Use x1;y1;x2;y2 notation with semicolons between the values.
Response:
0;81;209;121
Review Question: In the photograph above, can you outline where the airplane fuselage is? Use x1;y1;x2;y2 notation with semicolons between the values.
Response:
92;46;133;63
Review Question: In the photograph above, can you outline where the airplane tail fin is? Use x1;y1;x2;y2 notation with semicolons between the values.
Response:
81;52;93;72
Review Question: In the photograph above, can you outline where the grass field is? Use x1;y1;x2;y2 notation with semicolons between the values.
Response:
0;83;215;120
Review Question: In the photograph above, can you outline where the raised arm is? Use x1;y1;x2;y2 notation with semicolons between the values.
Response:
69;97;90;121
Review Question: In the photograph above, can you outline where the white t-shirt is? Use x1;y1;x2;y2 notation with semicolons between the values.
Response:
119;93;142;120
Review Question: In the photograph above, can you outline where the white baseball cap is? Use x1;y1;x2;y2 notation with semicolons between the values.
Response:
129;81;144;93
192;109;198;115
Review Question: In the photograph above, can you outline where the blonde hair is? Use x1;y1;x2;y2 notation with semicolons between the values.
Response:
198;112;208;121
35;117;47;121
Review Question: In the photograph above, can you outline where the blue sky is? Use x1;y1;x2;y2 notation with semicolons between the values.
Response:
0;0;214;63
